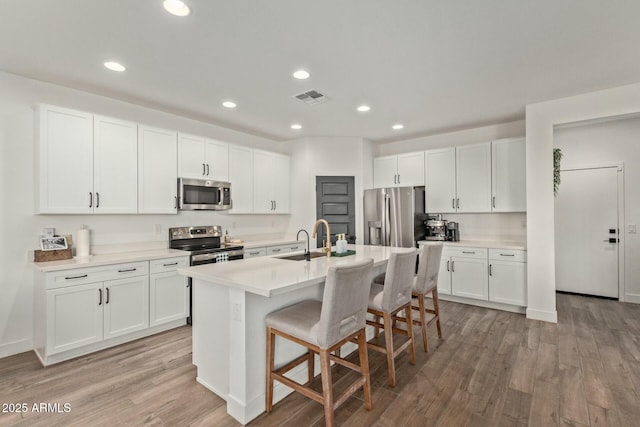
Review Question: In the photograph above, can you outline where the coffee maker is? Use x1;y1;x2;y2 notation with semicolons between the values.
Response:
446;221;460;242
424;215;448;241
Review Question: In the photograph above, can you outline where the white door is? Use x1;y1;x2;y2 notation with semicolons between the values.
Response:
489;261;527;306
425;148;456;213
252;150;274;213
228;145;254;213
396;152;425;187
178;133;206;179
373;156;398;188
103;276;149;339
138;126;177;214
492;138;526;212
272;153;291;213
149;272;188;327
437;258;452;295
451;257;489;300
456;142;492;213
204;139;229;181
93;115;138;213
555;167;620;298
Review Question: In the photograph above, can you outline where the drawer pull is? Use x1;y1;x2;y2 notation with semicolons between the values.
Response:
163;262;179;267
499;254;515;257
290;247;300;250
249;251;261;255
65;274;88;280
462;251;475;254
272;249;281;252
118;268;137;273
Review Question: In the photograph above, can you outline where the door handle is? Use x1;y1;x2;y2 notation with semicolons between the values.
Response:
89;192;93;208
96;192;100;208
206;164;210;176
604;238;618;243
202;163;206;175
492;196;496;209
274;200;277;210
174;196;178;209
452;198;455;209
451;260;455;272
489;264;492;276
397;174;400;184
105;287;110;304
446;260;450;271
98;288;102;306
456;198;460;209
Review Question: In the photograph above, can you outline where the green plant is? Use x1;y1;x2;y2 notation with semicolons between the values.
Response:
553;148;563;196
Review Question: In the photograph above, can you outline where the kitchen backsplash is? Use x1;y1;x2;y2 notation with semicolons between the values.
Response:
435;212;527;242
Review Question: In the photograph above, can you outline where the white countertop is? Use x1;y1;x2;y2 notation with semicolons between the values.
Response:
33;248;188;272
418;240;527;251
179;244;415;298
238;238;305;249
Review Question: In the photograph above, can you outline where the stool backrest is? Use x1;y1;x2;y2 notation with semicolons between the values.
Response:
381;250;417;312
318;258;374;348
415;243;444;294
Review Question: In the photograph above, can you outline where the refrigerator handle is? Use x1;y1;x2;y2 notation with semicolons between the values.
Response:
383;194;391;246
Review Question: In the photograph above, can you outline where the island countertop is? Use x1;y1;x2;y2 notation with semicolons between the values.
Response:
178;244;415;297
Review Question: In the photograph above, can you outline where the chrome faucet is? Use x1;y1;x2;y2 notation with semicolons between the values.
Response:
296;229;311;262
312;219;331;257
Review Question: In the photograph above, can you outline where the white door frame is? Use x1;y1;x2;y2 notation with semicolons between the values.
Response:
557;162;625;301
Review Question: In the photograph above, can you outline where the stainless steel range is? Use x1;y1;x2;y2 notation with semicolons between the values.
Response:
169;225;244;323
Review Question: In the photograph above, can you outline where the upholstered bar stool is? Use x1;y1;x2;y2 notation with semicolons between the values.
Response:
366;250;417;387
374;243;444;352
265;259;374;427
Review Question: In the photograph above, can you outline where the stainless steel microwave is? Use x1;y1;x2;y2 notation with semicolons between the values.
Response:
177;178;232;210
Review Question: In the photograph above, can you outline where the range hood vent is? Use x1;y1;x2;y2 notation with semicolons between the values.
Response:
293;89;330;105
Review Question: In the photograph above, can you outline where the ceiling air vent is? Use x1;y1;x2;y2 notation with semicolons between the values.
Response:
293;89;330;105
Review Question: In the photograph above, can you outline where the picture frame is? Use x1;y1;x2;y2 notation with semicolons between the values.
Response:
40;236;68;251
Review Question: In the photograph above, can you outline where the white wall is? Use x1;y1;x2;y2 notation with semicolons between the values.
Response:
554;116;640;302
0;72;291;357
526;81;640;323
285;137;373;245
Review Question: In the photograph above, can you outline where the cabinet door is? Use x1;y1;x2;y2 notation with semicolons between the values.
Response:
451;257;488;300
437;258;452;295
492;138;526;212
46;282;103;354
38;105;94;214
93;115;138;213
244;247;267;258
229;145;254;213
138;126;177;214
373;156;397;188
456;143;491;213
205;139;229;181
178;133;206;179
149;272;188;327
489;261;527;306
272;153;291;213
397;152;425;187
425;148;456;213
103;276;149;340
253;150;275;213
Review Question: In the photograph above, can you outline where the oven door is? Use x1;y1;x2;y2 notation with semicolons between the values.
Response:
191;249;244;265
178;178;232;210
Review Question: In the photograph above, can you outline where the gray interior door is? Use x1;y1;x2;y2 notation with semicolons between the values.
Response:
315;176;356;248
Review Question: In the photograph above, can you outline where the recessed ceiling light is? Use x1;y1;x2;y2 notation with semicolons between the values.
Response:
104;61;126;72
222;101;237;109
392;124;404;130
163;0;190;17
293;70;310;80
357;105;371;112
291;124;302;130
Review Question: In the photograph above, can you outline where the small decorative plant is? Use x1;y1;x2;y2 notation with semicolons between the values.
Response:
553;148;563;196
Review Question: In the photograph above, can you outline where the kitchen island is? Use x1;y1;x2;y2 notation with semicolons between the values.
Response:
178;244;415;425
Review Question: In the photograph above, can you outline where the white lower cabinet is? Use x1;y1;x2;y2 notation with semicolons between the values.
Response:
437;258;452;295
244;247;267;259
243;242;305;259
488;249;527;306
441;248;489;300
36;256;188;366
149;257;189;327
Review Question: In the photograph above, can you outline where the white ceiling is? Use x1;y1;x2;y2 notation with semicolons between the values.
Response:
1;0;639;142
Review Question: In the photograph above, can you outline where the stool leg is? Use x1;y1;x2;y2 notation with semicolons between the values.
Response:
432;289;442;338
405;304;416;365
266;327;275;412
308;349;315;384
382;312;396;387
357;331;372;410
319;349;335;426
417;293;428;352
374;314;381;338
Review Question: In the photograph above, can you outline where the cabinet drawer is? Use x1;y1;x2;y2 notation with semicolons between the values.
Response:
287;243;305;252
47;261;148;289
150;257;189;274
244;248;267;258
444;247;487;259
267;245;291;255
489;249;526;262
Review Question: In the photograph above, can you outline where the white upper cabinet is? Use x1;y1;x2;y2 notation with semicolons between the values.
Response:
373;152;424;188
425;148;456;213
228;145;254;213
456;142;492;213
178;133;229;181
253;150;290;213
93;115;138;214
38;106;137;214
491;137;526;212
425;143;491;213
38;105;94;214
138;125;177;214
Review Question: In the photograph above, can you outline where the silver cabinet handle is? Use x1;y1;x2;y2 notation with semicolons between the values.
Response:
462;251;475;254
98;288;102;306
452;198;456;209
163;262;179;267
89;192;93;208
492;196;496;208
249;251;261;255
174;196;178;209
271;248;281;252
202;163;206;175
456;198;460;209
489;264;492;276
274;200;277;210
96;192;100;208
105;287;110;304
65;274;88;280
451;260;455;272
397;174;400;184
206;164;210;176
446;260;450;271
118;268;137;273
499;254;515;257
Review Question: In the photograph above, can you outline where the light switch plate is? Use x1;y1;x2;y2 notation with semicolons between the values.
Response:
42;227;55;238
628;224;637;234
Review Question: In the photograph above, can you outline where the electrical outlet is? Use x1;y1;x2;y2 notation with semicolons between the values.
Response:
628;224;637;234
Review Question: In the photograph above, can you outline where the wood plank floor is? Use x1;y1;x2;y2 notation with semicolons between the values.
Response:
2;293;640;426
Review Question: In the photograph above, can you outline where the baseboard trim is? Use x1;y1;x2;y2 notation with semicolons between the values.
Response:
624;293;640;304
0;338;33;359
526;307;558;323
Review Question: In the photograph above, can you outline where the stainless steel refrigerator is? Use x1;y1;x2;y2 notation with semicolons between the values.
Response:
364;186;427;247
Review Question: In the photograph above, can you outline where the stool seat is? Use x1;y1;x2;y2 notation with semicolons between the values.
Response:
266;300;323;346
368;282;411;312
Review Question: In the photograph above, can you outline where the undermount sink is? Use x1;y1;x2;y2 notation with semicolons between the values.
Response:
279;251;327;261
